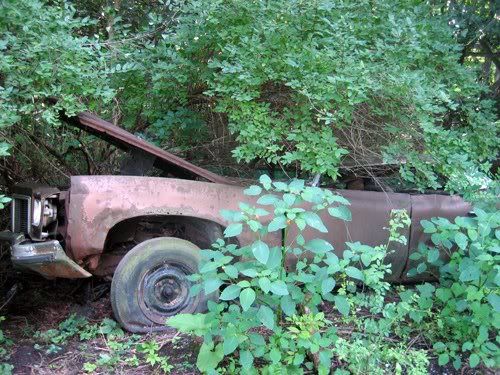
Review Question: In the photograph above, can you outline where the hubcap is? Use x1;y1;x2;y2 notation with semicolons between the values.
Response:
139;262;194;324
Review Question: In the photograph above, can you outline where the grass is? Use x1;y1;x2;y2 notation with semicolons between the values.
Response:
0;265;493;374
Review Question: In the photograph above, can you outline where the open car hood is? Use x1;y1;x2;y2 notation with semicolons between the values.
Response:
63;112;230;185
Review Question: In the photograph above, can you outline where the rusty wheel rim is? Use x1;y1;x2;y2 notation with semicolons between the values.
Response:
139;262;194;324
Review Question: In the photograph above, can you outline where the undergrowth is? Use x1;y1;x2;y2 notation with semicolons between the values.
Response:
167;176;499;374
0;316;13;375
32;315;174;373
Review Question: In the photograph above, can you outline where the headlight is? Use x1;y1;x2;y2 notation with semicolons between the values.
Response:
32;199;42;227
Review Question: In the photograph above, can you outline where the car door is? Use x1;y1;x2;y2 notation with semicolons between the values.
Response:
286;189;412;281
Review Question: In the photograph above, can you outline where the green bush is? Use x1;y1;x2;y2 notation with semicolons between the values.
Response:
154;0;497;193
408;208;500;369
167;176;429;373
0;316;13;375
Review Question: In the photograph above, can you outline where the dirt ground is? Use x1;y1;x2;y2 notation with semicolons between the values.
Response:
0;255;490;375
0;269;200;375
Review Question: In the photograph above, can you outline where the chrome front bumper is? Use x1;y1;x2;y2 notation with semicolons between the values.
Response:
0;231;91;279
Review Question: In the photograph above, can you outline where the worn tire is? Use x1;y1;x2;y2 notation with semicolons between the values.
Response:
111;237;214;333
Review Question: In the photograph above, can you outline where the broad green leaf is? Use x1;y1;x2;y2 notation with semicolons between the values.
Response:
268;215;287;232
416;262;427;274
223;265;238;278
257;194;280;205
167;313;209;333
204;278;223;294
433;342;446;351
462;342;473;351
436;288;452;302
220;209;242;222
295;217;306;231
254;208;270;217
283;193;296;206
273;181;288;191
270;280;289;295
244;185;262;196
487;294;500;312
416;283;435;297
249;333;266;346
266;247;282;269
421;220;436;233
469;353;480;368
189;284;202;298
224;223;243;238
321;278;335;295
280;295;296;316
240;350;254;369
258;277;271;293
237;280;251;288
240;268;258;277
257;305;275;329
248;220;262;232
459;259;480;282
293;353;305;366
270;348;281;363
220;284;241;300
409;252;422;260
252;240;270;264
302;212;328;233
240;288;256;311
305;238;333;253
360;253;372;267
334;295;350;316
259;174;272;189
427;248;439;263
329;194;350;205
468;229;478;241
199;261;219;273
328;206;352;221
454;232;468;250
438;353;449;366
223;336;239;355
288;179;305;192
196;342;223;372
345;266;364;281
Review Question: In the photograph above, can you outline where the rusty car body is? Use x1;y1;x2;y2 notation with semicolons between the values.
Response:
0;112;471;331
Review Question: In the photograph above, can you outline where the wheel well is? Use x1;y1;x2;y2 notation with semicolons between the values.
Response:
93;215;226;276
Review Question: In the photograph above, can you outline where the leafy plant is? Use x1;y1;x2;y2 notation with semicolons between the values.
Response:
154;0;498;193
0;316;13;375
408;208;500;369
333;338;429;375
168;176;427;373
0;196;10;210
34;315;172;373
138;341;173;373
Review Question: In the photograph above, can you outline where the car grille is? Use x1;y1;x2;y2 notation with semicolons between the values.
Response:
11;195;31;234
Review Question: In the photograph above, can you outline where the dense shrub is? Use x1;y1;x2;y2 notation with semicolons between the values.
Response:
168;177;429;373
0;316;13;374
409;208;500;369
154;0;498;193
1;0;498;194
167;176;499;373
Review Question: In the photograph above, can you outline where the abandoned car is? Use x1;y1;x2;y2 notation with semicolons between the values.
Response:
0;112;470;332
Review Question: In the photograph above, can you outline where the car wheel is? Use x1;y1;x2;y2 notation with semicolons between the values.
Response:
110;236;214;332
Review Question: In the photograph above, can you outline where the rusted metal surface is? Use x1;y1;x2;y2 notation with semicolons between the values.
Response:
10;240;91;279
2;112;473;282
64;112;231;185
66;176;270;266
66;175;470;280
286;190;412;281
